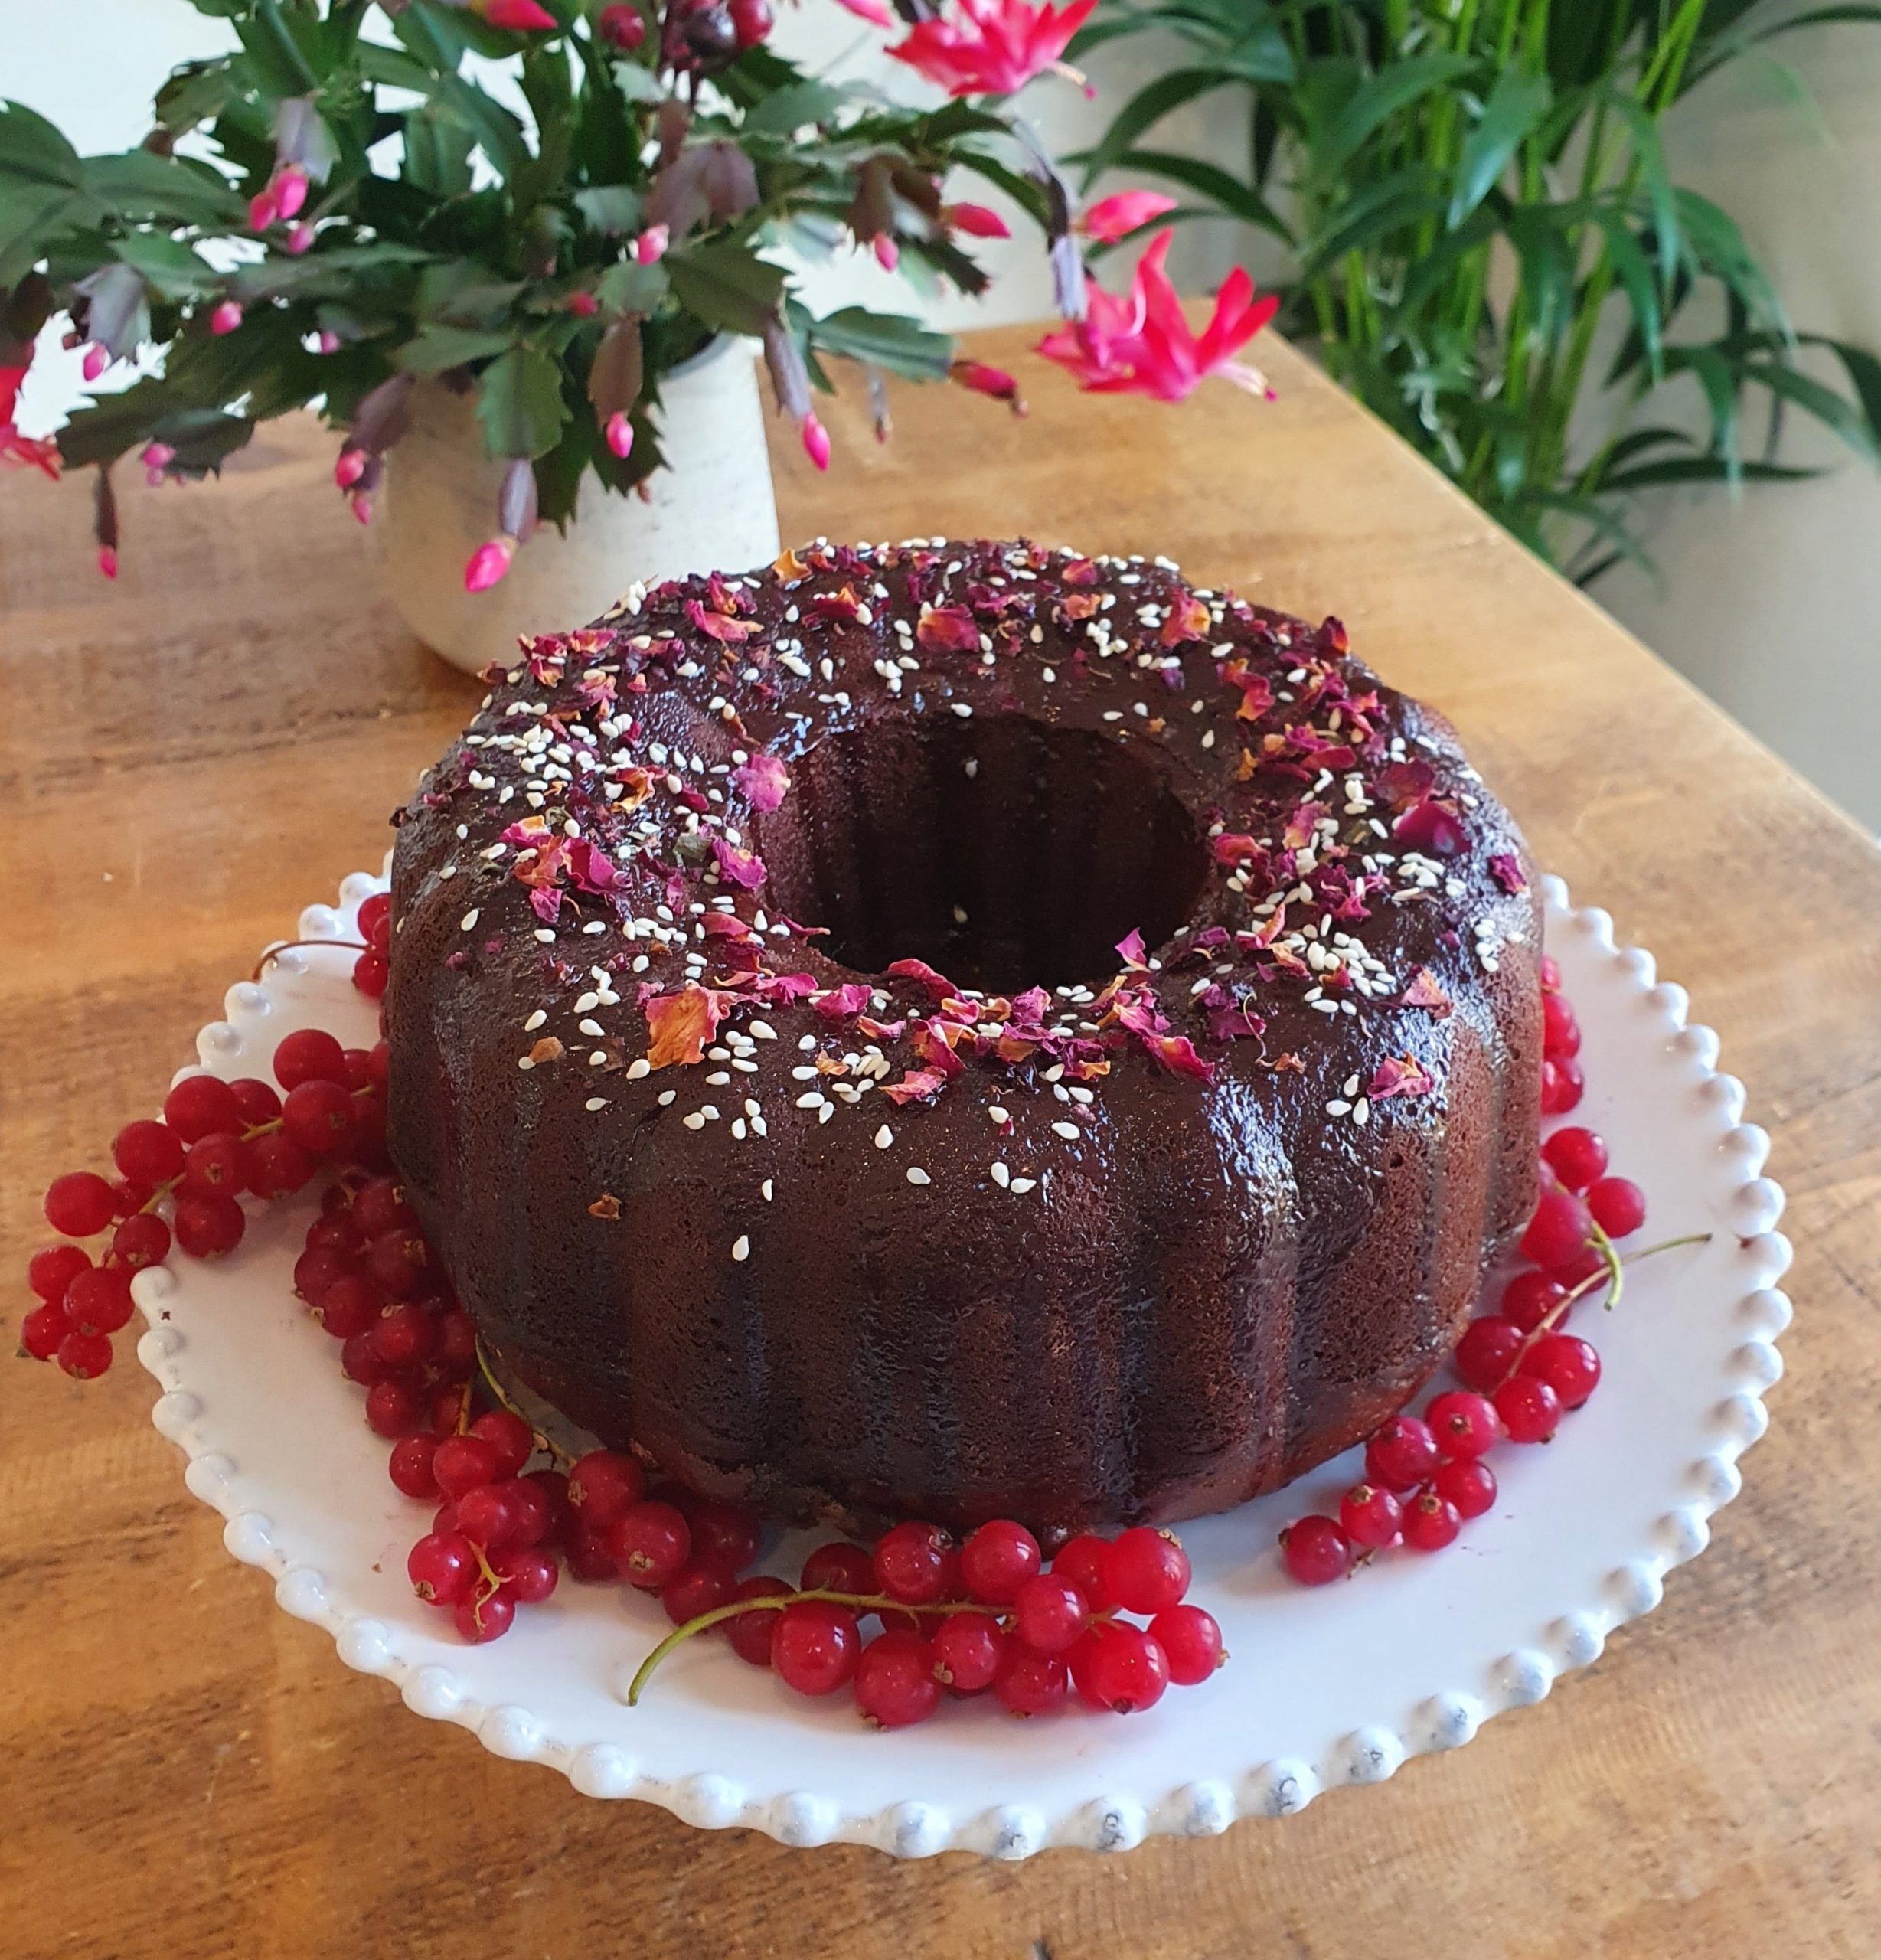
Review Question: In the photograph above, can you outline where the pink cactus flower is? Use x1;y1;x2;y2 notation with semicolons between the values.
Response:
209;300;244;337
635;224;670;266
82;345;109;383
273;165;309;220
477;0;558;28
1036;231;1276;402
831;0;894;22
286;221;315;256
888;0;1096;97
1078;190;1178;244
464;536;517;593
316;330;341;354
801;411;831;472
248;188;280;232
945;201;1011;239
335;447;367;490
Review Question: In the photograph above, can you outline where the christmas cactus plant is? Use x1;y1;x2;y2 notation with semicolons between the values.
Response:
0;0;1262;589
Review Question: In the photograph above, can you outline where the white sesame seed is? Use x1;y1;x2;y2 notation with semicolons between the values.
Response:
460;910;480;932
761;1180;774;1201
524;1009;547;1031
731;1235;750;1263
906;1166;931;1185
1354;1099;1370;1125
750;1021;777;1041
874;1125;893;1149
516;1056;534;1070
1052;1121;1080;1141
1010;1177;1037;1194
991;1161;1011;1187
795;1092;825;1109
585;1096;607;1112
988;1106;1009;1123
658;1089;676;1106
818;1102;834;1124
625;1057;651;1080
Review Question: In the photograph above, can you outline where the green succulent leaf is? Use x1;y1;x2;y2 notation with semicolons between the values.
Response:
476;344;570;460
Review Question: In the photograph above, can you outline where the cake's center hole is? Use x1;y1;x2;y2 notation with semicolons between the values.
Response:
756;715;1209;995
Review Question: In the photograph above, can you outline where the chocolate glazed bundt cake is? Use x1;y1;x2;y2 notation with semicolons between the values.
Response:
386;538;1542;1539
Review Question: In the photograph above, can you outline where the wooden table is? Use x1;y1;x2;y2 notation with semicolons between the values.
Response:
4;322;1877;1959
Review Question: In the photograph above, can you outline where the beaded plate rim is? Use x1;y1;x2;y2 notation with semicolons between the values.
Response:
131;864;1790;1859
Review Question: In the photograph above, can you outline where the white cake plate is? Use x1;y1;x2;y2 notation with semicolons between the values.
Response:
132;870;1789;1859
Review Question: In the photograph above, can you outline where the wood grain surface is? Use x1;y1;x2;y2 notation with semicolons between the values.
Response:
3;324;1877;1960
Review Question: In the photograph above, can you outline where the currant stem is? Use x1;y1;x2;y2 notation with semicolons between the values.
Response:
626;1588;1023;1706
1494;1230;1713;1390
251;939;369;982
473;1338;573;1465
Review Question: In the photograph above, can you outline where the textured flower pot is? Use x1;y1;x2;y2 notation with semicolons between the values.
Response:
367;339;782;675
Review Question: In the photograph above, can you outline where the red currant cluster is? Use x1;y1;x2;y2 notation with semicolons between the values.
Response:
1281;958;1676;1585
20;1022;390;1381
625;1517;1226;1728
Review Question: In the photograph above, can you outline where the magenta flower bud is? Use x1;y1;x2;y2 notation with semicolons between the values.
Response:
464;537;516;593
286;221;315;256
248;189;279;232
273;165;309;220
635;224;669;266
142;442;175;469
98;546;119;580
801;411;831;472
317;330;341;354
82;345;108;383
605;411;634;459
351;494;374;526
944;201;1011;240
873;234;900;273
210;300;243;336
335;446;367;490
567;290;599;317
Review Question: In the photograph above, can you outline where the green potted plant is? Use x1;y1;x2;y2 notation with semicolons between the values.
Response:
1073;0;1881;584
0;0;1167;669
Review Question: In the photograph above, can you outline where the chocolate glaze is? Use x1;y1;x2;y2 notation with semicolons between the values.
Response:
387;539;1541;1538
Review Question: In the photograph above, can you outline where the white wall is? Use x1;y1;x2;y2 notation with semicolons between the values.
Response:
12;5;1877;825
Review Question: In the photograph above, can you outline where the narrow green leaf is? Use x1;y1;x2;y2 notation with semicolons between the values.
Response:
1746;356;1881;463
475;345;570;459
1102;148;1292;242
1602;90;1679;291
1602;456;1818;489
1311;54;1478;181
1592;207;1663;378
396;324;514;374
1073;68;1236;191
806;305;952;381
1449;71;1551;226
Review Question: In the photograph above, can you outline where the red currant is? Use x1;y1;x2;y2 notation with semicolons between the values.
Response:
247;1132;315;1198
597;2;646;51
273;1027;348;1091
564;1524;620;1583
181;1132;253;1198
993;1644;1067;1716
1151;1604;1226;1685
931;1611;1005;1693
724;1575;790;1666
1011;1573;1089;1653
1433;1456;1497;1519
365;1230;429;1301
729;0;772;48
772;1602;861;1695
358;892;391;939
113;1119;184;1184
1541;1125;1608;1191
1520;1187;1592;1269
44;1171;116;1239
1494;1374;1562;1444
1454;1315;1525;1390
314;1272;380;1339
488;1545;559;1605
1280;1515;1351;1585
351;951;389;1000
57;1329;114;1378
663;1560;738;1628
1550;1243;1606;1289
351;1177;413;1239
501;1477;552;1547
454;1480;521;1550
1069;1622;1170;1715
1540;991;1580;1059
63;1265;135;1335
1501;1269;1567;1332
872;1520;958;1606
1521;1331;1602;1408
371;1301;436;1370
853;1629;939;1727
567;1449;645;1530
408;1530;476;1603
21;1302;68;1361
1539;1055;1584;1115
433;1307;477;1376
163;1074;241;1143
610;1499;691;1587
959;1519;1041;1606
365;1377;424;1439
1338;1481;1403;1550
1101;1526;1190;1614
28;1243;90;1302
1050;1534;1116;1612
1403;1490;1461;1551
1425;1390;1504;1459
173;1194;245;1259
282;1080;356;1156
389;1433;440;1501
1586;1175;1647;1238
686;1495;762;1573
521;1468;573;1548
1365;1413;1439;1491
433;1433;501;1497
801;1540;874;1597
1539;954;1563;991
454;1584;515;1643
468;1409;534;1479
227;1077;282;1127
341;1331;396;1387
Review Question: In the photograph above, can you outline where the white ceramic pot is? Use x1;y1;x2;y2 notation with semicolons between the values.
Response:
367;338;782;674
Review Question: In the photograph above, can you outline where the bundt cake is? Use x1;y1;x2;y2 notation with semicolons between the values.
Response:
386;537;1542;1538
